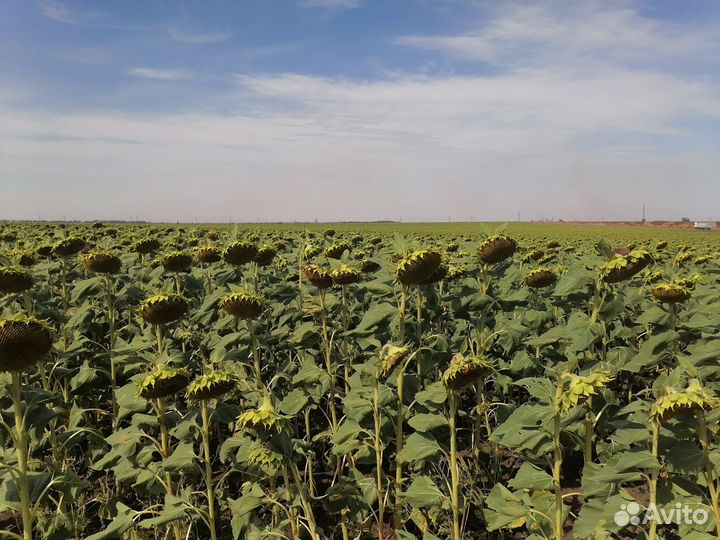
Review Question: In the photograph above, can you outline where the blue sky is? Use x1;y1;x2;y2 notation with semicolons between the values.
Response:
1;0;719;222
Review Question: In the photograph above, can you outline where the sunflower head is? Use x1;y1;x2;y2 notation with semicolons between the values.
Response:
53;237;86;257
223;241;258;266
601;249;653;283
221;291;263;320
301;264;333;289
396;250;443;285
526;268;557;288
332;265;362;286
141;294;188;325
36;245;53;258
11;252;36;268
325;242;351;260
652;380;719;422
134;238;161;254
442;353;495;390
236;394;290;433
137;367;190;399
478;235;517;264
0;317;53;372
186;371;236;400
359;259;381;273
0;267;33;293
557;369;613;414
254;244;277;266
81;251;122;274
378;344;412;380
652;283;691;304
196;246;222;264
160;251;193;272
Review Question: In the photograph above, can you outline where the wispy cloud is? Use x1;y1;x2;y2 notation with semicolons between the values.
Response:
168;27;232;44
395;3;720;68
298;0;362;10
39;0;76;23
127;67;192;80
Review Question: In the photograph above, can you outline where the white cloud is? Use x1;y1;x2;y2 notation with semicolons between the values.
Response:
299;0;362;10
39;0;76;23
126;67;192;80
168;28;232;44
395;3;719;68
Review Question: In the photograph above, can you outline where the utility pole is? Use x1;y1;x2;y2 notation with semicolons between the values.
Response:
642;204;646;223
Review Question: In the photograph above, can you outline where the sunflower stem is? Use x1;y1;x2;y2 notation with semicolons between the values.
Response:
11;372;32;540
200;400;218;540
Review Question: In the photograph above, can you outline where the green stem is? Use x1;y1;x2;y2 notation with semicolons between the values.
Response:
393;368;405;532
247;319;262;389
155;325;165;356
648;419;660;540
449;391;461;540
553;408;564;540
156;399;182;540
697;414;720;537
105;276;118;427
319;291;338;433
398;285;407;344
373;379;386;540
11;372;32;540
201;401;218;540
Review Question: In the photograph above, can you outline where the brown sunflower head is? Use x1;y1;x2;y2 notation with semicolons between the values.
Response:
53;237;86;257
186;371;236;400
12;252;36;268
138;367;190;399
196;246;222;264
396;250;443;285
652;283;691;304
254;244;277;267
36;245;53;258
601;249;653;283
442;353;495;390
325;242;351;260
359;260;381;273
81;252;122;274
160;252;193;272
0;317;53;372
301;264;333;289
478;235;517;264
0;267;33;293
332;265;362;286
223;241;258;266
526;268;557;288
652;379;719;422
134;238;161;254
141;294;188;325
221;291;263;320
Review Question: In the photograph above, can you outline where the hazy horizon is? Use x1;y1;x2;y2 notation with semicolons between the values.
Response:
2;0;719;222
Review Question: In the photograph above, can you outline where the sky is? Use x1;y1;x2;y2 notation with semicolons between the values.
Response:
1;0;719;223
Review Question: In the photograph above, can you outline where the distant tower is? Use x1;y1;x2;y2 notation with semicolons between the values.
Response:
642;204;646;223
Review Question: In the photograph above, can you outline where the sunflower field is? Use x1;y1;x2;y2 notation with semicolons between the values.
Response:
1;221;720;540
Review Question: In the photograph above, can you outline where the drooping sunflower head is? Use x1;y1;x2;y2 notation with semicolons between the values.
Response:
525;267;557;288
160;251;193;272
325;242;352;260
304;244;322;259
196;246;222;264
11;252;36;268
133;238;161;254
652;283;691;304
396;250;443;285
223;241;258;266
557;369;613;414
36;245;53;258
141;294;188;325
301;264;333;289
478;235;517;264
674;251;694;266
81;251;122;274
601;249;653;284
53;237;86;257
442;353;495;390
0;317;53;372
236;394;290;433
359;259;381;273
332;265;362;286
378;344;412;380
674;273;702;290
651;380;719;422
137;367;191;399
221;291;264;320
0;266;33;293
186;371;236;400
254;244;277;267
